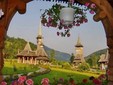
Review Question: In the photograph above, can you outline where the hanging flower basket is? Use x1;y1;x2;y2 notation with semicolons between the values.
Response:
41;1;96;37
60;7;75;25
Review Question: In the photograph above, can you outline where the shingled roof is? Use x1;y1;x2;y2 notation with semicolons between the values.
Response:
75;36;83;47
98;50;109;63
17;42;36;56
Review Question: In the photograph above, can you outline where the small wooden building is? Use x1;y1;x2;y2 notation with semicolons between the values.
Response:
98;50;109;70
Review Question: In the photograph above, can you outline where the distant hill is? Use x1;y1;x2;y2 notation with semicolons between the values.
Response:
44;46;71;61
4;36;71;61
85;48;108;67
85;48;108;60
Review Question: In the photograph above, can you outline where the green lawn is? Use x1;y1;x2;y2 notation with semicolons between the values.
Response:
32;68;100;85
2;60;106;85
2;60;39;75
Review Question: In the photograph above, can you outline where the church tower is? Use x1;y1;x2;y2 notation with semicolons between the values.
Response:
36;20;49;63
73;36;85;65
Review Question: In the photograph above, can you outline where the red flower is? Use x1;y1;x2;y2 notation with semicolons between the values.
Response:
82;79;88;83
1;81;7;85
107;69;111;75
41;78;49;85
12;80;18;85
85;2;90;7
93;78;102;85
18;76;26;84
26;79;34;85
69;78;76;85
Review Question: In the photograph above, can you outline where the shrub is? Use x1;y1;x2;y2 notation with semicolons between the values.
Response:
62;62;72;69
78;62;90;71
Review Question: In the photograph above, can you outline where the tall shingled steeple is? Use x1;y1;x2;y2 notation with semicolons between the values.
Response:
75;36;83;47
38;20;42;36
73;36;85;65
36;20;49;61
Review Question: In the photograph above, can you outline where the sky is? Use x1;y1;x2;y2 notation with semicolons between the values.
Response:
7;1;108;56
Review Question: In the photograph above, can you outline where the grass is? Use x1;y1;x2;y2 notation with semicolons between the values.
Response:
2;60;105;85
32;68;100;84
2;60;39;75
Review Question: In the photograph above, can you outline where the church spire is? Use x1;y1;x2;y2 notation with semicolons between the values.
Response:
75;36;83;47
38;20;42;36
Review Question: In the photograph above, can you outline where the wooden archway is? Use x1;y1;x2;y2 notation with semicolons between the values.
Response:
0;0;113;84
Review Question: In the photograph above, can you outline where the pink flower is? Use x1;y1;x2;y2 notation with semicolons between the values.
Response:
76;23;80;26
90;3;96;8
26;79;34;85
89;10;95;14
107;69;111;75
82;79;88;83
41;78;49;85
48;17;52;22
85;2;90;7
83;19;88;23
1;81;7;85
93;78;102;85
18;76;27;84
58;78;64;83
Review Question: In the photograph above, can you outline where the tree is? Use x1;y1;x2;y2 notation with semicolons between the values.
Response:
78;62;90;71
50;49;56;62
70;53;75;63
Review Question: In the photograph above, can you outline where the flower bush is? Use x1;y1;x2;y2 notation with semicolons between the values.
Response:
41;1;97;37
0;74;108;85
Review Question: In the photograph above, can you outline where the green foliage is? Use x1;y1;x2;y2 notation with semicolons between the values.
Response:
3;36;37;59
50;49;56;62
70;53;75;63
2;59;39;75
61;62;71;69
86;54;99;68
78;62;90;71
85;48;107;60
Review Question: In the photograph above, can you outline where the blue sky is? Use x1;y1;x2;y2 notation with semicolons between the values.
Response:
7;1;108;56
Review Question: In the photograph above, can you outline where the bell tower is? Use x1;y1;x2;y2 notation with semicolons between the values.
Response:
73;36;85;65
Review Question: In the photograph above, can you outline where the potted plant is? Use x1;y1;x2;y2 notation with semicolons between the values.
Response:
41;1;96;37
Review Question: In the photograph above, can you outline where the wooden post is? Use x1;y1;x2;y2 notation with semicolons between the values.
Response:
0;48;4;82
0;0;32;82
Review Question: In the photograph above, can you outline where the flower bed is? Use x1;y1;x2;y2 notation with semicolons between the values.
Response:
1;74;108;85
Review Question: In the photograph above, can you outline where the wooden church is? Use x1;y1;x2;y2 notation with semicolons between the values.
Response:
73;37;85;65
17;21;49;65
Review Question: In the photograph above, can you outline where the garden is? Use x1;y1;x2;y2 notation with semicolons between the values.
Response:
1;59;108;85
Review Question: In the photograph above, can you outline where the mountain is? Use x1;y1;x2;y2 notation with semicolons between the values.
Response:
4;36;71;61
85;48;108;60
85;48;108;67
44;46;71;61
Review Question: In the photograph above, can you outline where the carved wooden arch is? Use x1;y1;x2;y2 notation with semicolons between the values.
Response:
0;0;113;84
